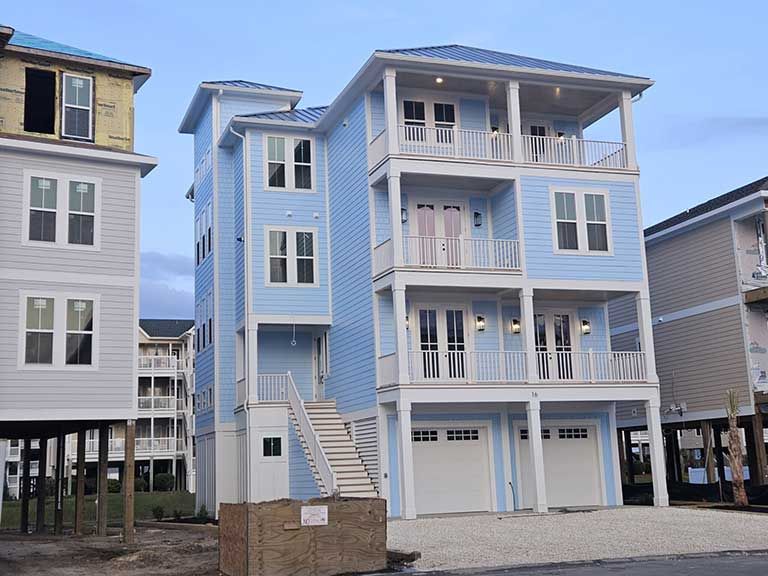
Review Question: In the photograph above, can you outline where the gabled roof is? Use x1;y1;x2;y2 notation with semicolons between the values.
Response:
645;176;768;238
379;44;648;80
8;29;128;65
204;79;301;92
238;106;328;124
139;319;194;339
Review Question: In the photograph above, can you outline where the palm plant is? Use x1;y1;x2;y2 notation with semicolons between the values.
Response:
725;389;749;506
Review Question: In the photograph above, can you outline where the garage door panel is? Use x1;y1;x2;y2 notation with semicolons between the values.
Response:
413;427;492;515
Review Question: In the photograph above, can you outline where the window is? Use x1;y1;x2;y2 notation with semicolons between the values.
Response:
520;428;551;440
412;430;438;442
207;203;213;252
446;429;479;441
554;191;578;250
62;74;93;140
403;100;426;141
294;139;312;190
66;299;93;365
68;181;95;245
530;125;546;137
195;216;201;265
269;230;288;283
296;231;314;284
267;136;286;188
558;427;588;439
29;177;57;243
25;297;54;364
207;291;213;345
585;194;608;252
433;103;455;129
24;68;56;134
263;437;282;457
266;228;318;286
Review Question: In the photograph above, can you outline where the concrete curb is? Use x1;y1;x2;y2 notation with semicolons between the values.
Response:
135;519;218;533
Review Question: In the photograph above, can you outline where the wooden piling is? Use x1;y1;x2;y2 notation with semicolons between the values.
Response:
96;423;109;536
75;430;86;535
36;436;48;534
123;419;136;544
19;438;31;533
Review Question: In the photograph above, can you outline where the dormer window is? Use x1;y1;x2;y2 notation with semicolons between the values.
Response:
62;73;93;140
23;69;56;135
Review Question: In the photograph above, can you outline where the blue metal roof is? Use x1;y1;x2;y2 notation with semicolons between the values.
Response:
7;29;130;66
204;80;301;93
239;106;328;124
379;44;647;80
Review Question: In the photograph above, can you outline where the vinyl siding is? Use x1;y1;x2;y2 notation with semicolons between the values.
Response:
217;144;236;423
646;217;737;318
218;94;292;134
578;306;609;350
521;176;643;281
258;329;314;400
233;139;245;327
289;422;320;499
369;91;385;137
607;294;637;330
378;291;395;356
490;183;518;241
502;305;523;351
374;189;390;245
473;301;500;352
325;97;377;414
469;197;489;239
458;98;487;131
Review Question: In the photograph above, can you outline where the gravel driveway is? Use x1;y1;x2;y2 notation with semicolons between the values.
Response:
387;507;768;571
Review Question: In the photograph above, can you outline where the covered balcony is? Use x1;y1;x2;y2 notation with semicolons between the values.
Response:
368;67;638;172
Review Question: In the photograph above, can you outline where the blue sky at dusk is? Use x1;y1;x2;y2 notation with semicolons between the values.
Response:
5;1;767;317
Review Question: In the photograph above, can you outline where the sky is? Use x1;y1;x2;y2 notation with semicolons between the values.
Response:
5;1;768;318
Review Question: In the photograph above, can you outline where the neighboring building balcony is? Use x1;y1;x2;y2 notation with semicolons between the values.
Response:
377;349;647;387
138;355;185;374
138;395;177;415
374;236;521;277
83;437;177;457
8;444;20;459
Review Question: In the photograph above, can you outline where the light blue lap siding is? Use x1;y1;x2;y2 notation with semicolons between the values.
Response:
369;91;385;137
325;97;377;414
469;197;489;239
248;129;330;316
219;94;294;134
472;301;499;352
520;176;643;280
258;329;314;400
490;183;517;240
233;140;245;327
374;190;390;244
578;306;608;351
378;292;395;356
289;423;321;499
459;98;487;131
502;305;523;351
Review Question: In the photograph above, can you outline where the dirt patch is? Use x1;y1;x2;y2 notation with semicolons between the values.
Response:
0;526;218;575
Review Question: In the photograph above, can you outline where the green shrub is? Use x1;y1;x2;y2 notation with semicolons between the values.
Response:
153;473;174;492
152;505;165;521
107;479;121;493
197;505;209;521
632;460;645;475
134;478;147;493
173;509;182;521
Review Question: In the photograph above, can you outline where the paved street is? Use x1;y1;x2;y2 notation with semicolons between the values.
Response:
421;553;768;576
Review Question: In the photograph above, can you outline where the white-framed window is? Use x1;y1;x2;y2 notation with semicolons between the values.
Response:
195;203;212;266
412;429;438;442
207;203;213;253
61;73;93;140
207;291;213;346
446;428;479;441
520;428;551;440
550;187;612;255
264;227;319;287
195;215;201;265
264;134;315;192
18;291;98;369
558;427;588;439
262;437;282;457
22;170;101;249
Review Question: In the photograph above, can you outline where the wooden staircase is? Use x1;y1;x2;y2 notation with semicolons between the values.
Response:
288;400;377;498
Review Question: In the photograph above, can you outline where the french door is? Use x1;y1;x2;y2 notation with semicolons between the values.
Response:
415;305;467;381
534;311;576;381
414;202;465;268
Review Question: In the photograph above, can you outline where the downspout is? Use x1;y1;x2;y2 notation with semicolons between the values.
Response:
229;125;251;502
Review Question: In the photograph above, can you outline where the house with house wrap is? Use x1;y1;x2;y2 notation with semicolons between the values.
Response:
180;44;668;518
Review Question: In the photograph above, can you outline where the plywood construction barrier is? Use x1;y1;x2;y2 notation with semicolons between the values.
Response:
219;497;387;576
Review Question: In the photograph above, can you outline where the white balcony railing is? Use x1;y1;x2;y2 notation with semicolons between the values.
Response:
408;351;527;384
257;374;289;402
398;125;514;161
138;356;183;371
373;239;394;277
85;438;125;453
138;396;174;411
521;135;628;169
404;236;520;271
377;353;397;387
136;437;174;453
535;351;646;383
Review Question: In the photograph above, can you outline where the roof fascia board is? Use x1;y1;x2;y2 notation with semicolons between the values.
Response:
219;117;318;147
3;44;151;77
0;137;157;176
645;192;768;244
198;82;302;100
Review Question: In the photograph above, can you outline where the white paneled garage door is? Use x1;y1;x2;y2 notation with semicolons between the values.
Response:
412;427;492;515
518;424;603;508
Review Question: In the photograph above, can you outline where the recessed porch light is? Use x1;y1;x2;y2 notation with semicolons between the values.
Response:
435;77;444;84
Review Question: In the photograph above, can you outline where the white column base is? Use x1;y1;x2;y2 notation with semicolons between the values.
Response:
397;403;416;520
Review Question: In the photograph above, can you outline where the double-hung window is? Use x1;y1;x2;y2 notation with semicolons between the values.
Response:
68;181;95;245
433;103;455;144
29;177;57;243
267;136;287;188
266;228;317;286
25;297;54;364
552;188;612;254
294;139;312;190
266;136;314;191
403;100;426;141
66;299;93;365
62;74;93;140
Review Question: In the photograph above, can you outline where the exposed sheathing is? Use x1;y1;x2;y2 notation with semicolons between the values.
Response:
0;51;135;150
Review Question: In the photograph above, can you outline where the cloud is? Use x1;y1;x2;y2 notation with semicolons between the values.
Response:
141;251;194;283
140;280;194;319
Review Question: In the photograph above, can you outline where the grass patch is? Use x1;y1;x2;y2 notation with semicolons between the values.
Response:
0;491;195;530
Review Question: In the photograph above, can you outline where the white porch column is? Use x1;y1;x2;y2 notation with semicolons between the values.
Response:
384;67;399;156
645;396;669;506
506;80;523;163
247;320;259;403
619;90;637;170
635;292;658;382
520;288;538;383
393;286;409;385
526;399;548;513
397;400;416;519
388;173;404;267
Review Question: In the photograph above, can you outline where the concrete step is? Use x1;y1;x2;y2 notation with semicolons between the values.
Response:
339;490;379;498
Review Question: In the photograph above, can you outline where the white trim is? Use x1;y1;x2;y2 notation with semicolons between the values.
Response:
263;133;317;193
550;186;613;256
249;314;331;325
61;73;93;141
263;226;320;287
21;169;102;251
16;289;100;371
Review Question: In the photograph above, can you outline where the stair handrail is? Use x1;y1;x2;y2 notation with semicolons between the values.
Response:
286;371;338;495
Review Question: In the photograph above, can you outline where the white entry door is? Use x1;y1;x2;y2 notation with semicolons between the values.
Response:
414;305;467;382
413;426;492;515
518;424;603;508
534;311;576;381
414;202;466;268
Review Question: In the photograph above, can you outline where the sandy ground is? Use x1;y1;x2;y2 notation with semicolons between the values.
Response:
387;507;768;571
0;526;218;576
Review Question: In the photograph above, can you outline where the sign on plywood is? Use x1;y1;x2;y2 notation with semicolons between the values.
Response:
300;505;328;526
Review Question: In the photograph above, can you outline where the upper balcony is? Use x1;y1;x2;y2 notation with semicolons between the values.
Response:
368;68;638;174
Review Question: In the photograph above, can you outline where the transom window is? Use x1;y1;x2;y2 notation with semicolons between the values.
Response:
551;188;611;254
29;177;57;243
25;297;54;364
412;429;438;442
446;429;479;441
62;74;93;140
265;135;314;191
558;427;589;439
266;228;317;286
66;299;93;365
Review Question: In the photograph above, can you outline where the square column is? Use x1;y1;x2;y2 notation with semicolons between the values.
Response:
36;436;48;534
397;400;416;519
619;90;638;170
123;419;136;543
636;293;658;382
96;423;109;535
645;397;669;506
749;411;768;485
526;399;548;513
74;431;86;535
393;286;409;385
520;288;538;383
20;438;31;533
506;80;523;162
54;431;65;534
388;174;403;267
383;67;398;156
700;420;717;483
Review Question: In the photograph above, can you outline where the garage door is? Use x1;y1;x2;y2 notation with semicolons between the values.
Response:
518;424;602;508
412;427;492;515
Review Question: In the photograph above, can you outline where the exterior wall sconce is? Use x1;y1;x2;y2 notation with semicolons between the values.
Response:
511;318;521;334
473;211;483;227
401;208;408;223
581;319;591;335
476;315;486;332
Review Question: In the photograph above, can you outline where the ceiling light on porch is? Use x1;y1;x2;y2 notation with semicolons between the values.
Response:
510;318;521;334
581;319;592;335
476;315;486;332
555;86;561;98
435;77;444;84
